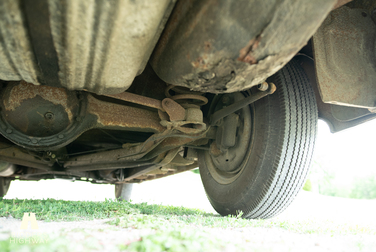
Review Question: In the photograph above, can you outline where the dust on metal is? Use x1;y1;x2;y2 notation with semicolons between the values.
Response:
170;94;208;106
210;82;276;126
105;92;165;112
313;6;376;109
3;81;74;122
87;95;165;133
161;98;186;121
160;106;206;134
165;84;204;98
165;84;208;106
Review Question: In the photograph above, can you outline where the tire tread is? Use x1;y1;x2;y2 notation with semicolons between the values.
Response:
245;60;317;218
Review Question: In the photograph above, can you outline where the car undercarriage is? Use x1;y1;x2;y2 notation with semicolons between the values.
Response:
1;0;376;219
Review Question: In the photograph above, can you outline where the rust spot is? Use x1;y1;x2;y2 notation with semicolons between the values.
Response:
4;81;74;121
161;98;186;121
238;34;262;65
209;141;222;157
160;136;194;148
192;57;204;68
106;92;164;112
87;95;165;133
192;56;208;69
243;55;258;65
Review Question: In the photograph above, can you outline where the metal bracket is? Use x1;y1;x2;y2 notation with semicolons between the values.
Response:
210;82;276;126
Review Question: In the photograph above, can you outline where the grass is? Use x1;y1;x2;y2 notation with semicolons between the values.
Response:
1;198;374;235
1;198;376;251
121;228;226;252
0;198;204;221
108;212;376;236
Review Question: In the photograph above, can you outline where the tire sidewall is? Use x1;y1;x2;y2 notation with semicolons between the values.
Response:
199;80;284;216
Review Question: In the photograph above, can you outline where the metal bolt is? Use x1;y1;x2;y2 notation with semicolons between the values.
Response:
6;129;12;134
31;139;38;144
44;112;54;120
58;134;64;139
258;82;269;91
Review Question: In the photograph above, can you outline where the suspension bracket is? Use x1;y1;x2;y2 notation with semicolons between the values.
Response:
210;82;276;126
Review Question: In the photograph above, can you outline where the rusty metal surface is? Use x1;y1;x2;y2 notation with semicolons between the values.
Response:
160;107;206;134
106;92;165;112
143;133;205;160
65;128;208;171
64;128;207;170
0;80;210;151
151;0;336;94
127;163;198;183
0;144;54;171
170;94;208;106
64;135;161;169
3;81;75;122
66;161;157;172
165;84;208;106
122;148;179;182
313;5;376;109
0;81;171;150
64;129;180;169
87;95;165;133
161;98;186;121
102;87;209;133
0;81;90;150
238;35;262;65
0;0;175;94
0;129;206;182
15;167;96;182
165;84;204;97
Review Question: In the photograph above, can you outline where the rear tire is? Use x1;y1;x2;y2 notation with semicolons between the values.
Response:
198;59;317;219
115;183;133;201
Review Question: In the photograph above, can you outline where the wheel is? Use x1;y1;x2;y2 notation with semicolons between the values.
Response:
198;59;317;219
0;177;12;198
115;183;133;201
